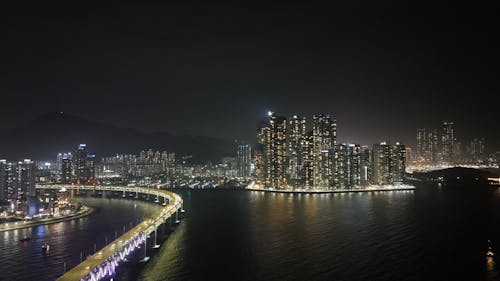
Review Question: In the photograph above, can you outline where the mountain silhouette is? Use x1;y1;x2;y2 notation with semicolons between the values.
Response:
0;112;235;163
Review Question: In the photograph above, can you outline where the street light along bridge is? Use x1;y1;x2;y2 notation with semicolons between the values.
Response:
36;184;183;281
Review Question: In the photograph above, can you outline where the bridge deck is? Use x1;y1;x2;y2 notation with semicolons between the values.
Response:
35;185;182;281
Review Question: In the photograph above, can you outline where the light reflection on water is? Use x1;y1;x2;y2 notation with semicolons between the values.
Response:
0;197;159;281
134;187;498;281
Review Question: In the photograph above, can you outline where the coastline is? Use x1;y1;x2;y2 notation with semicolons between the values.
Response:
245;185;415;194
0;205;94;232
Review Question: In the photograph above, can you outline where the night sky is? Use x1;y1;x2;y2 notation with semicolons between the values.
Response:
1;2;498;150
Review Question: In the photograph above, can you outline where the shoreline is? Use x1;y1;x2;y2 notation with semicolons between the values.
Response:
245;185;415;194
0;205;94;232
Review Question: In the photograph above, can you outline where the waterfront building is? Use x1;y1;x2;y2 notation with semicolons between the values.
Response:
427;129;440;164
470;137;485;163
286;115;306;188
442;121;455;164
371;142;406;185
257;112;287;189
0;160;17;200
312;113;337;188
18;159;37;215
99;150;176;179
61;156;73;183
237;144;252;178
360;146;371;186
18;159;36;199
416;128;427;164
334;144;361;189
302;131;314;188
0;159;37;214
416;128;440;165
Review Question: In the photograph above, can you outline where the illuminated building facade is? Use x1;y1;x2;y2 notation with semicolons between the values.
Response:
372;142;406;185
237;144;252;177
442;121;455;164
302;131;314;188
74;144;96;184
259;112;287;188
360;146;371;186
334;144;361;189
256;111;408;189
286;115;306;188
416;128;440;165
0;160;16;200
18;159;36;199
470;137;485;162
61;156;73;183
312;113;337;188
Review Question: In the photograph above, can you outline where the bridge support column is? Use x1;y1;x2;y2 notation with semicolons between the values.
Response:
140;234;150;262
122;188;126;198
155;191;159;203
153;224;160;249
175;209;180;224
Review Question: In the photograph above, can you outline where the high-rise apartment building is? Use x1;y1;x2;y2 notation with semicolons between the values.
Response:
416;129;427;163
257;112;287;188
312;113;337;188
18;159;36;199
442;121;455;164
0;159;36;210
416;128;440;165
286;115;306;188
61;156;73;183
371;142;406;185
237;144;252;177
74;144;96;184
302;131;314;188
470;137;485;163
360;146;371;186
334;144;361;189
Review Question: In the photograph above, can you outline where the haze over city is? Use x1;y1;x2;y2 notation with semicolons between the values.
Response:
1;1;499;150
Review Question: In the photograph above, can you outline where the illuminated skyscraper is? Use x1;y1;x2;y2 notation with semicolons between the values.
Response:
360;146;371;186
286;115;306;188
416;128;428;164
416;128;440;165
442;121;455;164
347;144;361;188
0;160;17;200
372;142;406;185
0;161;4;200
427;129;440;164
257;112;287;188
312;113;336;188
74;144;96;184
17;159;36;199
302;131;314;188
334;144;361;189
237;144;252;177
470;137;485;163
61;156;73;183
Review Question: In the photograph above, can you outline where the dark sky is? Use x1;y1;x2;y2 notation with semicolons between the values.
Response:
1;1;499;150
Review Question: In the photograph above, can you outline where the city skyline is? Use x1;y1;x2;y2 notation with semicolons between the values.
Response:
1;2;499;281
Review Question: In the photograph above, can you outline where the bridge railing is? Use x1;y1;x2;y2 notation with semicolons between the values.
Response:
36;185;183;281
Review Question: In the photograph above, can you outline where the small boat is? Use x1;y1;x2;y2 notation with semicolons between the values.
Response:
487;248;494;257
41;243;50;251
20;236;31;242
487;240;494;257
